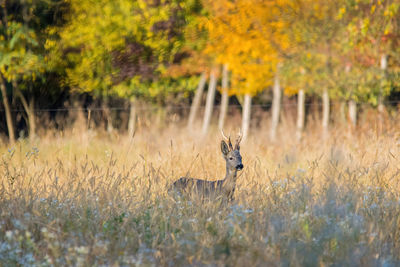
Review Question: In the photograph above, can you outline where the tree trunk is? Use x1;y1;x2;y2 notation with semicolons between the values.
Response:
340;101;346;125
296;89;305;141
103;96;113;133
15;83;36;142
322;88;330;138
72;97;86;133
345;64;356;130
0;76;15;144
378;54;387;113
218;64;229;131
28;97;35;141
241;93;252;141
270;69;281;142
202;68;217;136
128;99;136;138
187;72;207;130
348;100;357;127
378;54;387;133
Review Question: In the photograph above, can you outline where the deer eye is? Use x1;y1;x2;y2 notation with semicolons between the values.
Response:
229;157;233;160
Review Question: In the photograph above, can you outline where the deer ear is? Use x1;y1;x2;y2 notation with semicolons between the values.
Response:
221;140;229;155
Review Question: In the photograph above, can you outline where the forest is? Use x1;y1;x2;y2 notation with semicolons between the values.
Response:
1;0;400;266
0;0;399;142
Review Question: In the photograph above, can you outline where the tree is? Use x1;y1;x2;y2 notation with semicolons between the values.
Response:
187;72;207;130
203;0;289;140
270;69;281;142
337;0;400;104
279;1;349;138
296;87;305;141
337;0;400;132
0;75;14;144
218;64;229;131
241;93;251;140
0;0;58;142
202;67;217;136
51;0;201;132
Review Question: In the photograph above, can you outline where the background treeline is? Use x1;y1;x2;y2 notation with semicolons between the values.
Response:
0;0;399;143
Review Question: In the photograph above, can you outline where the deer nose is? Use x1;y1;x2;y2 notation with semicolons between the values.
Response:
236;164;243;170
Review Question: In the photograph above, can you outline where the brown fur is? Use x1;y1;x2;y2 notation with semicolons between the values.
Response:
170;134;243;201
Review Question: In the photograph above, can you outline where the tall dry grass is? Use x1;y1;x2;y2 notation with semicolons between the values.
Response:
0;119;399;266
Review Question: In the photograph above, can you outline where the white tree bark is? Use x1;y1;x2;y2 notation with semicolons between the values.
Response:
270;69;281;142
322;88;330;137
128;99;136;138
345;64;357;128
378;54;387;113
187;72;207;130
218;64;229;131
340;101;346;124
348;100;357;127
202;68;217;136
296;89;305;141
242;93;252;141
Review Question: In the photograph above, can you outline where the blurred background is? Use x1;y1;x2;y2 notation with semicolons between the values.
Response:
0;0;399;144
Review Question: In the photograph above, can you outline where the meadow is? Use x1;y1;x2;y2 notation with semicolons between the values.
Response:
0;118;400;266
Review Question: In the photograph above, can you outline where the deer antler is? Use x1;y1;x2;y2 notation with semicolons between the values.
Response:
220;129;229;141
235;129;242;149
221;129;233;150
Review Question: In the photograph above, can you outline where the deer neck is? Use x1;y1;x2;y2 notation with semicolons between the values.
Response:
223;166;237;187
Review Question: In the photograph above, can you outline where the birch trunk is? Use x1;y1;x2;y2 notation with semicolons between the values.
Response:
241;93;252;141
378;54;387;113
345;64;357;130
340;101;346;125
0;76;15;144
322;88;330;138
348;100;357;127
15;86;36;142
296;89;305;141
202;68;217;136
128;99;136;138
218;64;229;131
378;54;387;134
187;72;207;130
270;70;281;142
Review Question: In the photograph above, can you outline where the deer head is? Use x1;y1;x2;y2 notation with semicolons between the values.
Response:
221;130;243;172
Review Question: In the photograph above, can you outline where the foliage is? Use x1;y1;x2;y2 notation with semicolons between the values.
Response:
0;0;69;110
2;0;399;103
0;1;47;84
113;75;200;104
203;0;285;96
203;0;400;103
334;0;400;102
48;0;203;100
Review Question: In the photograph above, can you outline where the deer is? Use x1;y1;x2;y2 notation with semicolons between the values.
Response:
170;131;243;201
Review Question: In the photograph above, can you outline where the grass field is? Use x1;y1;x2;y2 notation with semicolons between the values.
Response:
1;122;400;266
